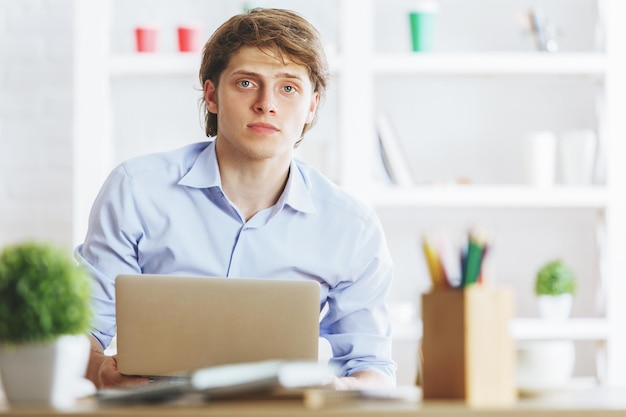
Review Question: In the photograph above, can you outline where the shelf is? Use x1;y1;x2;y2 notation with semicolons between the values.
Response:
109;49;342;78
391;318;610;342
511;318;610;341
372;52;607;77
359;185;609;209
109;54;202;77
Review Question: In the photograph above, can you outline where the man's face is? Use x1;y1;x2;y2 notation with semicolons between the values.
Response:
204;46;319;162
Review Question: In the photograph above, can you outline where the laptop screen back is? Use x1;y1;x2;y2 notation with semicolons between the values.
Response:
115;274;321;377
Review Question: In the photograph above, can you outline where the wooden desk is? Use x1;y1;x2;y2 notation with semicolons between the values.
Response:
2;386;626;417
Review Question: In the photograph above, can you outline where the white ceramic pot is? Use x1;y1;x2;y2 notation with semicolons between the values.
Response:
537;294;573;320
0;334;95;408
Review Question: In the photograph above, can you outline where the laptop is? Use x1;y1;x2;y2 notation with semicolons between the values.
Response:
115;274;321;377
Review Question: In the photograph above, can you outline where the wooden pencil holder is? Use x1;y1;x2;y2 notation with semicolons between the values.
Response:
421;286;517;407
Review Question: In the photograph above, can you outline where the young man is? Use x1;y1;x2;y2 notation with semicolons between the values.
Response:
76;8;396;390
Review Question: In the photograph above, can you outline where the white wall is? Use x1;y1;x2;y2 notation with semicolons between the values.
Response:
0;0;74;251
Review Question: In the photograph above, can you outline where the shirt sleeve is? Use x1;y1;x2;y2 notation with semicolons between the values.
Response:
319;211;397;383
74;164;144;349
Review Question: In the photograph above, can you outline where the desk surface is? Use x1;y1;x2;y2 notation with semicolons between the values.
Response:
3;386;626;417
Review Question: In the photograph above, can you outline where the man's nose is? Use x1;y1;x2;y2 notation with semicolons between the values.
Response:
254;88;277;114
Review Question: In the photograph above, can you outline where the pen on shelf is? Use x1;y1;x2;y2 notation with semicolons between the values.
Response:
530;9;547;52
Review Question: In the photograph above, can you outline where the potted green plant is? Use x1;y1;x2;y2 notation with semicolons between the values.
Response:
0;241;94;407
534;259;576;320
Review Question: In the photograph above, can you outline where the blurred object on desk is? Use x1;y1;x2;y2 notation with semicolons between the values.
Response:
421;286;516;407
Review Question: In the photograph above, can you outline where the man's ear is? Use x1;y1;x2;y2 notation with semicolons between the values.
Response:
204;79;218;114
305;91;320;124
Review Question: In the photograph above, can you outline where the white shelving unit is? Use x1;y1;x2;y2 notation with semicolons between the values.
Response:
108;50;343;77
74;0;626;386
372;52;608;76
358;185;609;209
392;318;611;342
336;0;626;386
109;54;201;77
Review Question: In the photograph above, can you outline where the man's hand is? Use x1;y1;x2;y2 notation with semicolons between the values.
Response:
86;335;149;389
331;370;393;391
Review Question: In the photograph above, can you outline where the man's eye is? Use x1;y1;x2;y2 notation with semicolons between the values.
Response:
283;85;295;93
239;80;252;88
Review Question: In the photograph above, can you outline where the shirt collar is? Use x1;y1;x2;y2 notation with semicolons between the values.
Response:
280;159;317;215
178;141;222;189
178;141;317;215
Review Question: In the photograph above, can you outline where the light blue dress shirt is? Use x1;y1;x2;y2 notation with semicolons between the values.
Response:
75;140;396;380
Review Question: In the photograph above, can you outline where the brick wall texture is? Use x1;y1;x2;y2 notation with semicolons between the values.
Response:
0;0;74;250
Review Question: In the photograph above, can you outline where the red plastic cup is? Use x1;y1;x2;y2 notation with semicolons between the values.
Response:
135;26;159;53
177;25;202;53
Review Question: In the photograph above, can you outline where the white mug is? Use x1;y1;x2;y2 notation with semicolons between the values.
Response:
558;129;597;186
523;131;557;187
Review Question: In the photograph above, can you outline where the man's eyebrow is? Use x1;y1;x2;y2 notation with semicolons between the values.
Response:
275;72;305;81
230;69;305;81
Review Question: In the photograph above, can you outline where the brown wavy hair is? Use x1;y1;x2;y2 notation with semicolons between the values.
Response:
199;8;329;143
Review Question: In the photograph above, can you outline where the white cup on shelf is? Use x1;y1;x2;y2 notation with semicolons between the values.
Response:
558;129;597;186
522;131;557;187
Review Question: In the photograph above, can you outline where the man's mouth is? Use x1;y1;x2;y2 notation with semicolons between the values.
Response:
247;122;279;134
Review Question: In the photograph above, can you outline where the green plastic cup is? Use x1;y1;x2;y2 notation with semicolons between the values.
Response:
409;6;438;52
